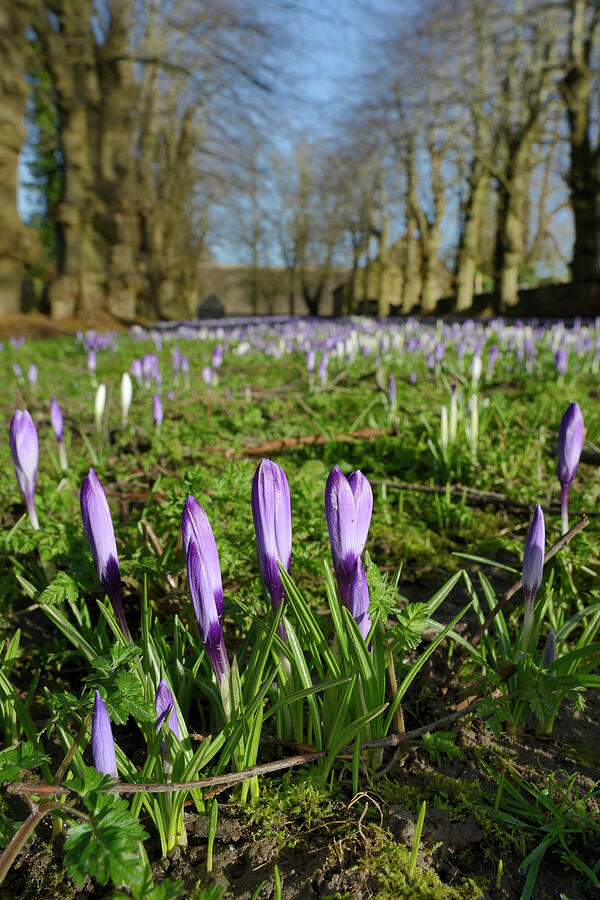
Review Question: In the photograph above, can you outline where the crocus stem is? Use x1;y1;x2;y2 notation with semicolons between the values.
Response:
26;498;39;531
58;442;68;472
109;594;132;642
561;483;569;536
386;641;405;736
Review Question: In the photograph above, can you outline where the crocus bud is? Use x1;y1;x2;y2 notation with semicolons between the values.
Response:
155;678;180;739
388;375;397;417
186;539;230;685
94;383;106;433
28;363;37;389
325;466;373;618
87;350;97;377
50;397;68;471
252;459;292;638
182;496;224;620
155;677;180;767
522;504;545;646
120;373;133;428
557;402;584;535
449;383;458;441
348;557;371;641
440;406;449;449
50;397;63;442
91;690;117;778
471;354;482;390
153;393;163;433
81;469;130;639
10;409;39;530
557;402;584;488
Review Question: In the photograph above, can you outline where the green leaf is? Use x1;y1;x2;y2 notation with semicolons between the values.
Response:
64;791;148;887
38;571;79;606
0;741;50;784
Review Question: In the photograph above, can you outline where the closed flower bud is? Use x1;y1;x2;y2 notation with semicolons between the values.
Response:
522;504;545;646
81;469;130;639
10;409;39;530
50;397;63;443
91;691;117;778
348;557;371;641
252;459;291;638
153;393;163;432
557;402;584;489
120;373;133;427
186;540;230;684
182;496;224;620
94;383;106;433
325;466;373;632
557;402;584;534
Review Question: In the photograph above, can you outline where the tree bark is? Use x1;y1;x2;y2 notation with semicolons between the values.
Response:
0;2;37;314
562;0;600;281
454;164;490;311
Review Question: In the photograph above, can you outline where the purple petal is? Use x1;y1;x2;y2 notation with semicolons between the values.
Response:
155;678;180;739
10;409;38;508
182;496;224;619
252;459;292;608
91;691;117;778
347;470;373;556
557;402;584;488
186;541;230;684
325;466;358;594
522;504;545;607
50;397;64;442
348;557;371;641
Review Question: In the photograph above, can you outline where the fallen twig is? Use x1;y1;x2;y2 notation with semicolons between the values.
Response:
5;699;483;799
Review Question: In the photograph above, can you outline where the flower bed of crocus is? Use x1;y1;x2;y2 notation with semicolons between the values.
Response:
0;315;599;900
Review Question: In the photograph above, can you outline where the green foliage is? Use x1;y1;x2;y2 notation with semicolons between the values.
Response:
361;828;482;899
422;731;464;765
63;782;148;887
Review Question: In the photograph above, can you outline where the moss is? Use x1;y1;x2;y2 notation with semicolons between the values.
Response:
360;828;484;900
377;771;530;859
245;774;343;850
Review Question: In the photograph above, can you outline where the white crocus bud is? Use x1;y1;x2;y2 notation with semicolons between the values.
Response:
440;406;449;450
95;383;107;434
120;372;133;428
471;354;482;391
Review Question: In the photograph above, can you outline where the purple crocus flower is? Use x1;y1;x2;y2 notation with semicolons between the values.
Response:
186;539;230;685
153;393;163;432
28;364;37;388
251;459;292;639
557;402;584;535
10;409;39;530
522;504;545;646
181;496;224;620
80;469;131;640
202;365;214;387
87;350;97;376
388;375;396;415
155;678;180;739
155;678;180;765
554;349;568;375
325;466;373;627
50;397;63;442
130;358;143;385
50;397;68;471
348;557;371;641
13;363;22;380
91;690;118;778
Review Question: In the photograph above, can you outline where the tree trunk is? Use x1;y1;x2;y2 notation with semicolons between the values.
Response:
562;0;600;281
455;164;490;312
0;3;37;314
402;215;420;313
494;136;533;309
